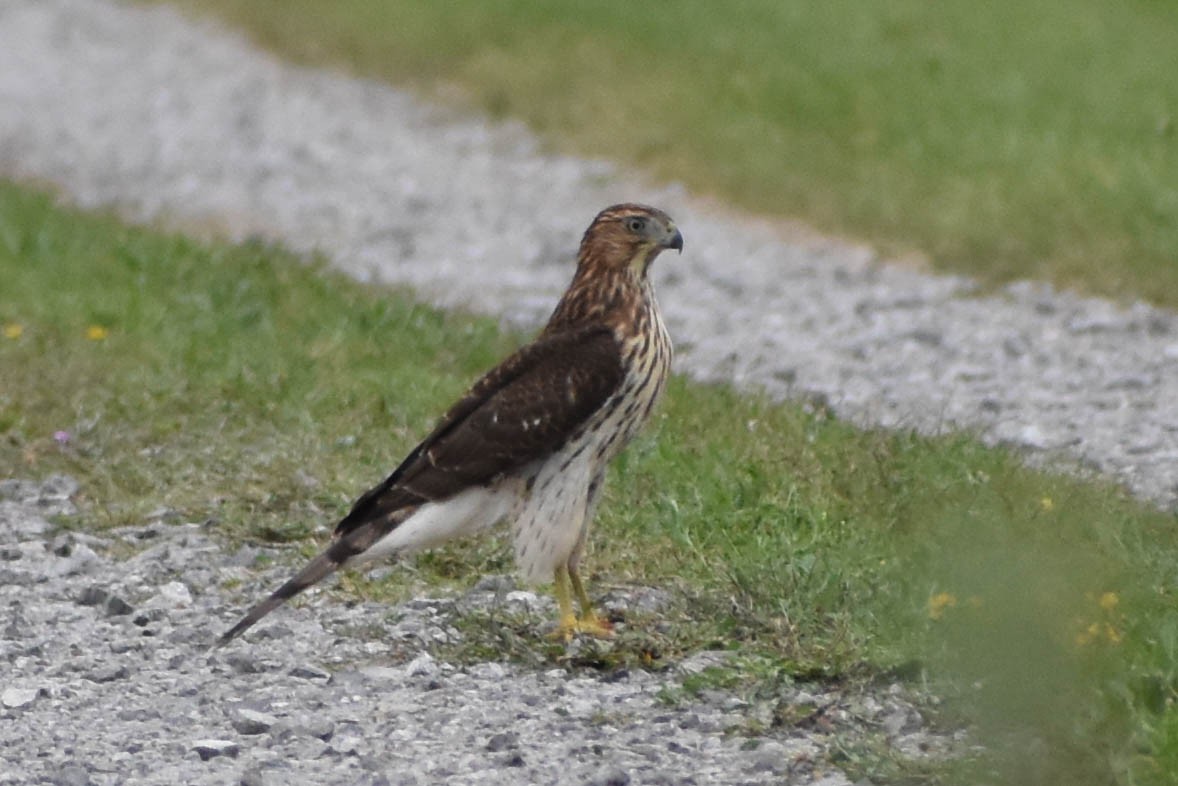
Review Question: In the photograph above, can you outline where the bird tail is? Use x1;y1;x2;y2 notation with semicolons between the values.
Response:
215;538;355;647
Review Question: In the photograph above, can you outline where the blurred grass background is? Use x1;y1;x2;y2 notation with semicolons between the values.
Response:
162;0;1178;306
4;181;1178;783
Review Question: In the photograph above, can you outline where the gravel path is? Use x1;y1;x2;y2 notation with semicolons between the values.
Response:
0;1;1171;783
1;477;950;786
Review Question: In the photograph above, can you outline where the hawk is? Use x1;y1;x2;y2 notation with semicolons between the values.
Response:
218;204;682;644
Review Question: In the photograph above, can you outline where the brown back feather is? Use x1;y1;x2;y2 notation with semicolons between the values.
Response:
333;324;625;538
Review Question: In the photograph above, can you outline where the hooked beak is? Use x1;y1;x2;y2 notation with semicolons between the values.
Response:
664;227;684;254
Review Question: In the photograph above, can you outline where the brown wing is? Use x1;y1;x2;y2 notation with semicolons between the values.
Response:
333;324;625;538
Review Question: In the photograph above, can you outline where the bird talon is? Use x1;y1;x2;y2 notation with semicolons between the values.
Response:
549;612;615;641
576;612;615;638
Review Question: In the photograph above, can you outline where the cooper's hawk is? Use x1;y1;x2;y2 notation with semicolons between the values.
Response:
219;204;681;643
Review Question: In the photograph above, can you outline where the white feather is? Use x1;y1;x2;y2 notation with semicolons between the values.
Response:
512;449;595;584
344;484;520;568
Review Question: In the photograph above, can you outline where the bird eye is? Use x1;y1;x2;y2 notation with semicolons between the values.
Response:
626;217;646;233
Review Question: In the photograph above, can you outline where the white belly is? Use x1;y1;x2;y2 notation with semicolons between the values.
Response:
511;449;596;584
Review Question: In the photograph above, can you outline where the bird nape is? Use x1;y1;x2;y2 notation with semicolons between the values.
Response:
218;203;683;646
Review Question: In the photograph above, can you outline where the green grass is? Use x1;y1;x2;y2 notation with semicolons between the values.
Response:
3;180;1178;784
158;0;1178;306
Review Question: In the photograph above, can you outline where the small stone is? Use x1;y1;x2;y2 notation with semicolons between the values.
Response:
42;474;80;500
2;687;39;709
288;663;330;680
882;709;907;737
468;662;507;681
676;650;734;676
77;586;133;616
193;739;240;760
1010;424;1050;450
300;717;336;741
145;506;180;522
503;590;539;608
133;609;166;627
407;598;457;617
405;652;438;678
0;500;49;536
502;753;525;768
602;586;673;615
1107;374;1154;391
85;664;130;683
1127;440;1163;455
747;741;789;774
226;652;267;675
907;328;941;346
50;543;101;577
151;580;193;608
979;397;1002;414
811;774;855;786
485;732;518;752
240;767;268;786
50;764;91;786
586;766;631;786
1067;314;1125;334
1003;336;1029;358
231;708;277;735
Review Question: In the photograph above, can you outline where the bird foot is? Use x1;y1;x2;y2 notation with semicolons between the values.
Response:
549;612;615;641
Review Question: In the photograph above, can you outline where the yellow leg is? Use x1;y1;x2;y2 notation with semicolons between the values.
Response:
551;566;578;637
568;567;613;637
549;565;614;640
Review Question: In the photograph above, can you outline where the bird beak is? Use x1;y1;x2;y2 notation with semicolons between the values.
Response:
664;228;684;254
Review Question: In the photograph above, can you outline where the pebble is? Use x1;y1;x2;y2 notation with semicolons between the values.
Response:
192;739;241;761
49;765;91;786
77;586;134;616
0;500;50;537
747;741;790;774
84;664;130;684
586;766;632;786
2;687;39;709
231;709;277;735
239;767;268;786
485;732;518;752
288;664;331;680
150;580;194;608
404;652;438;678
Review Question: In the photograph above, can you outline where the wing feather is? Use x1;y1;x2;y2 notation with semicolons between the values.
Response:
333;324;624;538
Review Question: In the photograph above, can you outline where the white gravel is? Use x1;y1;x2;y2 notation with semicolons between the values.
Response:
1;477;950;786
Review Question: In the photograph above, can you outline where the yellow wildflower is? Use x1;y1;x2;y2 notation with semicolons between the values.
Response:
1098;592;1119;611
1105;624;1122;645
86;325;109;341
928;592;957;620
1040;496;1055;512
3;323;22;339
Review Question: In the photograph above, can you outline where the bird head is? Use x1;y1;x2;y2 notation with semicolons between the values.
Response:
577;203;683;277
